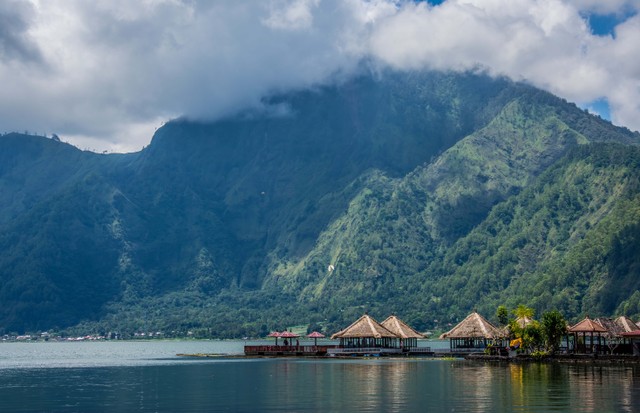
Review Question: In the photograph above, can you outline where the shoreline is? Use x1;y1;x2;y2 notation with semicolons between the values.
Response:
465;353;640;364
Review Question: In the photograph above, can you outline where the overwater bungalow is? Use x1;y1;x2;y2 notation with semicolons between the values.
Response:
329;313;401;356
567;316;607;354
381;315;426;353
439;311;506;353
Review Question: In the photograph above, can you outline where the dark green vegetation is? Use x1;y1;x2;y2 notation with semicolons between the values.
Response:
1;71;639;337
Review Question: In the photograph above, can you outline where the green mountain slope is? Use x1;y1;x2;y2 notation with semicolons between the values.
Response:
263;95;626;306
0;70;638;335
0;134;114;224
427;144;640;325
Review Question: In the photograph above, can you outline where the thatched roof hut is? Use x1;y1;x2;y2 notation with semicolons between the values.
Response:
439;312;506;351
594;316;640;354
440;312;503;339
331;313;398;349
381;315;425;349
331;314;396;339
513;316;535;329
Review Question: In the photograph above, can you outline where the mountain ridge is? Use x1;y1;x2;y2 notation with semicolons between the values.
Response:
0;70;638;335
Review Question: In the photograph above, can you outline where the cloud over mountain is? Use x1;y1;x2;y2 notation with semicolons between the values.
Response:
0;0;638;152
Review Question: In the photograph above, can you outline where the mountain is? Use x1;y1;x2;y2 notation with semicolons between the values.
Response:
0;70;638;336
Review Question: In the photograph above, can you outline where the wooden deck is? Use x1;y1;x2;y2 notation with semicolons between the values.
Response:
406;347;434;355
244;345;336;356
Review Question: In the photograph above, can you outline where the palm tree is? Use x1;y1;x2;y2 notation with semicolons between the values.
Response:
513;304;534;319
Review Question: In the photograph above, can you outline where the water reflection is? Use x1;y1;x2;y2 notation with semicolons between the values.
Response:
448;361;640;412
1;359;640;412
335;360;415;412
566;364;640;412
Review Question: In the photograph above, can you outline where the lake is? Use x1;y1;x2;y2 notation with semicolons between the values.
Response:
1;340;639;412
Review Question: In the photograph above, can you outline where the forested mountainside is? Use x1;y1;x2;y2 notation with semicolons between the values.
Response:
0;70;638;336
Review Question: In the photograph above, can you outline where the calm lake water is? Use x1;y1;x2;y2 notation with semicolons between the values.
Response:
1;341;639;412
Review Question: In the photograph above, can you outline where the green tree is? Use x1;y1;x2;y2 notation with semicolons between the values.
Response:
508;319;543;353
496;305;509;326
522;322;544;352
541;310;567;354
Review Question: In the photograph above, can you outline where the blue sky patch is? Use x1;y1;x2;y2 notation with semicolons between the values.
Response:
585;11;637;37
582;98;612;121
418;0;446;6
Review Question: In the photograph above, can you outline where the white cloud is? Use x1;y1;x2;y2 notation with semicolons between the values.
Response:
369;0;640;131
0;0;639;153
263;0;320;30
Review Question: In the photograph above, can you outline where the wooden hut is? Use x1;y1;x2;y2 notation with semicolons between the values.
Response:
439;312;506;352
381;315;425;351
594;316;640;354
568;316;607;354
329;314;401;355
621;331;640;356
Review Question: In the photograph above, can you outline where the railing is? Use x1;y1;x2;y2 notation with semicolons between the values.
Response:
434;347;486;353
327;347;402;355
407;347;432;353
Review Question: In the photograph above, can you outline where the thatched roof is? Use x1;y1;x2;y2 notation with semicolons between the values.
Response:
439;312;504;339
595;316;640;337
594;318;621;336
568;316;607;333
331;314;397;339
381;315;425;339
616;316;640;332
513;316;535;329
500;316;536;336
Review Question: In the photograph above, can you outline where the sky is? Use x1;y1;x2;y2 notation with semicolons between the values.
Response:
0;0;639;153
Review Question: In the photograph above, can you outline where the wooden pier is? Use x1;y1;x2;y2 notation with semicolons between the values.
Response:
243;345;336;356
